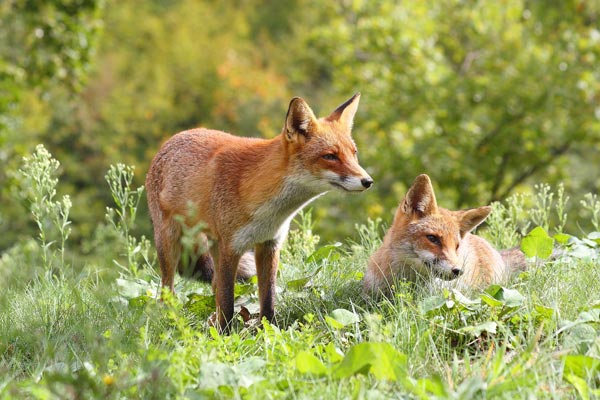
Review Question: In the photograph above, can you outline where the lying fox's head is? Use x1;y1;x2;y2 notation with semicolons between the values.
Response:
283;93;373;192
390;174;491;280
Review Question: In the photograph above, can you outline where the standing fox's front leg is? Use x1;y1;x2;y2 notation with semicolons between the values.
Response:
214;243;241;332
255;240;280;323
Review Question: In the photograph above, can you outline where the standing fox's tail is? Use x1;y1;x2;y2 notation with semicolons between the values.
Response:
500;247;528;273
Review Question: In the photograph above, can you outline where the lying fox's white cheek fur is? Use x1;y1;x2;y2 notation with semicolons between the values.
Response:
414;249;436;264
414;249;458;277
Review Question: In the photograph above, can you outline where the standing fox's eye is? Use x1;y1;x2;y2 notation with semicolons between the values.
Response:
426;234;441;245
322;154;339;161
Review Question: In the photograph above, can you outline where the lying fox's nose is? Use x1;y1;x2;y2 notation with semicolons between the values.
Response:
361;178;374;189
451;268;463;277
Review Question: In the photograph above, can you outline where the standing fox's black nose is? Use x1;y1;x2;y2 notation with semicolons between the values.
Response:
451;268;463;277
361;178;374;189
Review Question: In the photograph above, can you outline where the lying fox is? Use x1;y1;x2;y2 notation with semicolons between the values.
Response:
146;93;373;331
364;174;525;294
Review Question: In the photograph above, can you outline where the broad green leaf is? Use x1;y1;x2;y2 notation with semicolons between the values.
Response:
199;362;237;389
480;293;503;307
451;289;481;309
420;295;446;314
128;295;151;308
286;266;323;290
587;232;600;244
199;358;266;390
521;226;554;259
333;342;407;381
553;233;571;245
329;308;361;327
324;342;344;363
235;358;267;388
564;374;590;400
415;376;448;397
295;351;328;376
499;287;526;307
325;316;344;330
115;278;145;298
562;324;598;355
459;321;497;337
533;304;556;320
562;355;600;379
306;243;342;264
234;281;256;297
185;294;215;316
484;285;525;307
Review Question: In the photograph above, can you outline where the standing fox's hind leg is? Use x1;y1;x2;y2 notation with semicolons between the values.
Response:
155;219;182;293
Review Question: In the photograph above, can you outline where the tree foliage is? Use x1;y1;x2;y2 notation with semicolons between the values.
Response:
0;0;104;248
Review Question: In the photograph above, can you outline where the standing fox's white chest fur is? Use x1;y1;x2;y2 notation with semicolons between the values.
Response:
232;174;327;252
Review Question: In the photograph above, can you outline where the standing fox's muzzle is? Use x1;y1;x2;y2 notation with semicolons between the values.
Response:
326;171;373;192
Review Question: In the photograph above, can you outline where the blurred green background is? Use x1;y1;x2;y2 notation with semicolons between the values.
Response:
1;0;599;252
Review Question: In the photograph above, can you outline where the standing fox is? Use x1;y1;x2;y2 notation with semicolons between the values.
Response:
364;174;525;294
146;93;373;331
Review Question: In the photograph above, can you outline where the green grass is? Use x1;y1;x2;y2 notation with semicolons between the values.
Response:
1;146;599;399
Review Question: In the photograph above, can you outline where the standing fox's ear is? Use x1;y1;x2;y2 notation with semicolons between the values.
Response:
285;97;317;141
401;174;438;218
327;93;361;129
456;206;492;237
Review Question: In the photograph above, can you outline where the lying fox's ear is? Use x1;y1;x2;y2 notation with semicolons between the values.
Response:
327;92;360;129
285;97;317;141
401;174;438;218
457;206;492;237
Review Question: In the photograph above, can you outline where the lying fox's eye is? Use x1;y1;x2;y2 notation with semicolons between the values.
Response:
426;235;441;245
322;154;339;161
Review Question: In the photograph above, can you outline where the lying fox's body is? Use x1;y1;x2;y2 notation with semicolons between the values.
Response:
364;174;525;294
146;94;372;330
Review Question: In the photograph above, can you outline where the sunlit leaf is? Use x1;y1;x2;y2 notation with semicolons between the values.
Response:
533;304;556;320
324;342;344;363
521;226;554;259
553;233;571;245
333;342;407;381
329;308;361;327
185;294;215;317
286;266;323;290
564;374;591;400
562;355;600;379
295;351;328;376
420;295;446;314
459;321;497;337
484;285;525;307
306;243;342;264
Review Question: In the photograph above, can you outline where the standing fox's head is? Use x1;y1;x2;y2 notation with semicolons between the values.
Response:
390;174;491;280
283;93;373;192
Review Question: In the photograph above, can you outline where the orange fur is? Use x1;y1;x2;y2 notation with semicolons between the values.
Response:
146;94;372;331
364;174;525;295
